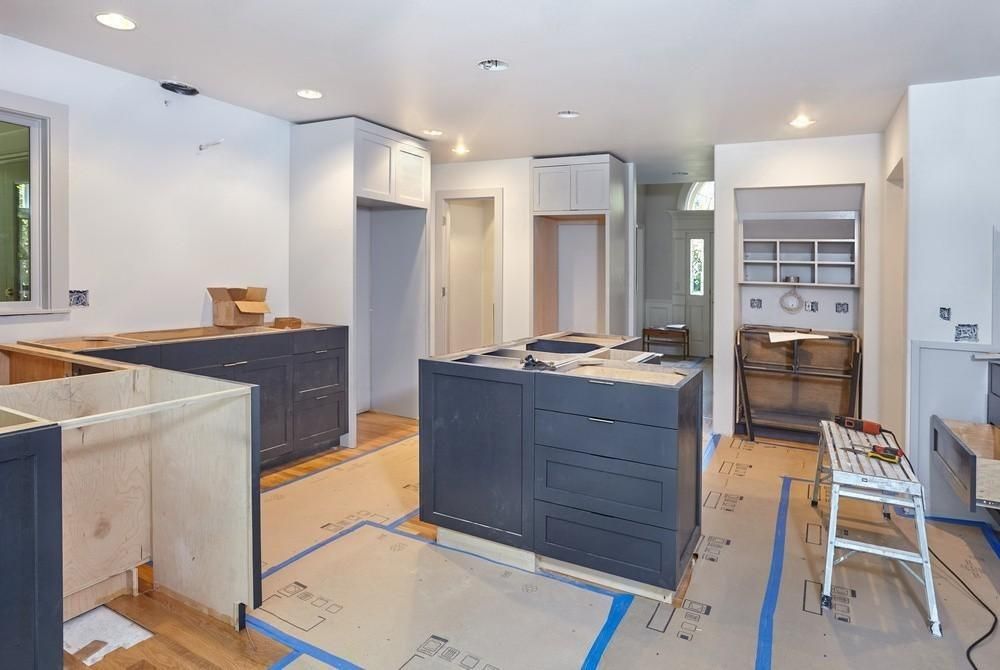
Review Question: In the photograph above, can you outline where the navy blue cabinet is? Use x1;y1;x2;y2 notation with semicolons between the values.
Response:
0;423;62;669
419;360;535;549
80;344;161;367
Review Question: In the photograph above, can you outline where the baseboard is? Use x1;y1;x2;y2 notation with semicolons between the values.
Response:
436;527;537;572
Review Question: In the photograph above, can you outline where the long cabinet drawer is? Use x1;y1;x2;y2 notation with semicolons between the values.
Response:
534;500;680;588
293;348;345;400
535;409;677;468
534;446;678;529
535;372;678;428
160;332;291;370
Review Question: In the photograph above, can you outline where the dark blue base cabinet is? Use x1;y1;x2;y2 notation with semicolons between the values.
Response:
82;326;347;467
0;423;62;669
419;359;702;590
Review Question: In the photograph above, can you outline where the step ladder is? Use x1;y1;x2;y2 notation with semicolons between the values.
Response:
811;420;941;637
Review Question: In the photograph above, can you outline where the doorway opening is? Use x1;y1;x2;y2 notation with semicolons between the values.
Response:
435;190;503;354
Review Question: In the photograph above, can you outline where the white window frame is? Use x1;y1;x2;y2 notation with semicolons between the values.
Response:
0;90;68;316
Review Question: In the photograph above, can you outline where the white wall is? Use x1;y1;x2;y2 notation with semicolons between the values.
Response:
907;76;1000;344
557;223;604;332
642;184;685;301
431;158;531;342
447;198;494;352
713;134;883;435
0;36;290;342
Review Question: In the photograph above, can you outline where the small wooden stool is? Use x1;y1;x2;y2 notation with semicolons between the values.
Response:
643;326;689;358
812;420;941;636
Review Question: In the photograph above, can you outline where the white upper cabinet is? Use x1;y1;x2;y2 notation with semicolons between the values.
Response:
354;126;430;208
533;166;572;212
531;155;616;213
571;163;610;210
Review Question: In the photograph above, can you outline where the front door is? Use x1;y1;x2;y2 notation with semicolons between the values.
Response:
685;232;713;357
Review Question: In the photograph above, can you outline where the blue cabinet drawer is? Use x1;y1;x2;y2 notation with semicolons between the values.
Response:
81;344;161;367
160;332;291;370
534;446;678;529
534;500;681;588
292;326;347;354
535;409;677;468
293;391;346;444
293;348;346;400
535;372;678;428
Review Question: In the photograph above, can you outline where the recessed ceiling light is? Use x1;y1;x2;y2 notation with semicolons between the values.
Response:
296;89;323;100
452;145;470;156
477;59;509;72
160;80;199;96
95;12;136;30
556;110;580;119
789;114;816;129
422;129;444;137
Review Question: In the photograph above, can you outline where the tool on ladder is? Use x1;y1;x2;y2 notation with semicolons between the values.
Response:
835;416;903;464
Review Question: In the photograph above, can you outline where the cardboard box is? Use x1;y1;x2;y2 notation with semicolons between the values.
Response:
206;287;270;327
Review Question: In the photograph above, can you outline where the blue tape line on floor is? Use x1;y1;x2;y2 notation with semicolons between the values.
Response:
755;476;792;670
582;593;634;670
263;433;417;493
270;650;301;669
259;518;629;668
386;509;419;529
702;433;722;472
249;616;362;669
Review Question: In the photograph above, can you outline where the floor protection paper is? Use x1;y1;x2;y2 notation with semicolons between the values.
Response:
600;436;1000;669
251;523;626;670
261;436;420;573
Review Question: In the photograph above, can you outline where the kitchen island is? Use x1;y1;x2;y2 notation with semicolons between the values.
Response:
419;332;702;597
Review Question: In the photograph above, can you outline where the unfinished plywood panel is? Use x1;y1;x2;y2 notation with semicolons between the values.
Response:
62;571;135;622
148;368;256;625
0;368;153;598
0;344;128;385
564;364;686;386
533;216;559;335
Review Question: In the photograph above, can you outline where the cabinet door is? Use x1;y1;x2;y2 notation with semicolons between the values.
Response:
419;360;534;549
533;165;572;212
355;131;394;201
0;424;62;669
571;163;610;210
395;144;429;207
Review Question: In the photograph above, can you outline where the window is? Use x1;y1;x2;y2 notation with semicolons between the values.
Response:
682;181;715;211
0;91;67;316
689;238;705;296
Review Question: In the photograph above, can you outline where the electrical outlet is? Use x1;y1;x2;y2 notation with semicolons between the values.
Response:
835;302;849;314
69;289;89;307
804;301;819;313
749;298;762;309
939;307;952;321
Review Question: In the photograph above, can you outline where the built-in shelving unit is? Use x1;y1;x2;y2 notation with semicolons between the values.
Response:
739;211;859;288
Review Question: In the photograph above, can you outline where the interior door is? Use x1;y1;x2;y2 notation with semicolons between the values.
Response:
685;232;713;357
443;198;497;353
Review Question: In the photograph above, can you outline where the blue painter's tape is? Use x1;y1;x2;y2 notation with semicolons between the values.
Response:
755;476;792;670
262;521;370;579
386;508;420;529
702;433;722;473
263;433;417;493
249;616;363;670
581;593;634;670
270;651;301;669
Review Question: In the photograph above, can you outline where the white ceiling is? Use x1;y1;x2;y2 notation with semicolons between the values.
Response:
2;0;1000;182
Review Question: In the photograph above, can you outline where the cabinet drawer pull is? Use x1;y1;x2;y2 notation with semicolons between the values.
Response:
314;328;328;332
587;417;615;425
314;349;328;354
315;394;330;401
223;360;248;367
586;379;615;386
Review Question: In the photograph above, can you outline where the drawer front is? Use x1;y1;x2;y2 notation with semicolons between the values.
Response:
160;333;291;370
534;501;678;588
991;362;1000;397
534;446;678;529
294;392;347;443
82;344;161;367
293;326;347;354
293;348;346;400
535;409;677;468
990;393;1000;427
535;372;677;428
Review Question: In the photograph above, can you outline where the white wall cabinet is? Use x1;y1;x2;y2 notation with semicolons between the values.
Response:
531;154;630;335
355;127;430;207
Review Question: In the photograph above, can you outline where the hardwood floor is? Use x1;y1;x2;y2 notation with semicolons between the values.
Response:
68;411;421;669
260;410;418;490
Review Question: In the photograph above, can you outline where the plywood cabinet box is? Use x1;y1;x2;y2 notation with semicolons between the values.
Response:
0;344;261;666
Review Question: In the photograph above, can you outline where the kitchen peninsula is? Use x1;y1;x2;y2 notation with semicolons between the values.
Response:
419;332;702;597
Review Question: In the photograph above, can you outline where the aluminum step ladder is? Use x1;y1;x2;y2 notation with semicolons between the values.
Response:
811;420;941;637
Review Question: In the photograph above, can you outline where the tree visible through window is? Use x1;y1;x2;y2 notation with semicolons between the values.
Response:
689;238;705;296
